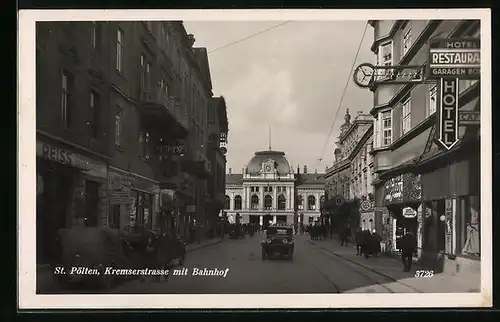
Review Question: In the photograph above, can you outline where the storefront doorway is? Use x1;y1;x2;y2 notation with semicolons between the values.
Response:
37;161;74;264
262;214;272;229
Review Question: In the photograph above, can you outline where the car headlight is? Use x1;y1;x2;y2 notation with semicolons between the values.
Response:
282;239;288;244
265;238;272;243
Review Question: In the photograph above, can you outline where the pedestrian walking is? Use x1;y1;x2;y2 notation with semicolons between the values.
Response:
361;229;372;258
400;231;417;272
355;227;363;255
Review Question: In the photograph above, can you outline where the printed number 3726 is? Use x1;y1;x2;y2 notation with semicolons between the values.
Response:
415;270;434;278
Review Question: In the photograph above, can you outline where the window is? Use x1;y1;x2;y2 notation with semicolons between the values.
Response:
307;195;316;210
429;84;437;115
251;195;259;210
401;25;412;57
381;110;392;146
459;79;479;94
250;187;255;192
139;132;150;160
277;187;281;192
297;195;304;210
89;91;101;138
90;22;96;48
115;109;122;147
116;28;124;72
234;195;242;210
282;186;286;193
140;54;151;99
132;191;153;232
401;97;412;135
224;195;231;210
378;41;393;66
278;194;286;210
255;187;259;192
264;195;273;210
61;70;74;128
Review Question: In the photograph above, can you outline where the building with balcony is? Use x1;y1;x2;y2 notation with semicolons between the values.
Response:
36;21;112;266
206;96;229;231
368;19;480;277
324;109;375;235
224;151;324;228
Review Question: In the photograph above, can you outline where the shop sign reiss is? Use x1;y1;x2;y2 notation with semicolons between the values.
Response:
36;141;107;178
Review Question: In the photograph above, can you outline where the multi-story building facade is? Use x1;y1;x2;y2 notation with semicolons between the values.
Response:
324;110;374;234
368;19;480;277
224;150;324;228
36;21;225;265
206;96;229;233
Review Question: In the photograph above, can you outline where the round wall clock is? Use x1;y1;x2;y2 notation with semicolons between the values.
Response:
265;164;272;171
353;63;376;88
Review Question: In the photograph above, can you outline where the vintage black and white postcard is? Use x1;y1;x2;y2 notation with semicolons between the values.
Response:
18;9;492;309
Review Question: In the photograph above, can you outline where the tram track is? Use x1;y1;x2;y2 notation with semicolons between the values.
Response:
305;240;424;293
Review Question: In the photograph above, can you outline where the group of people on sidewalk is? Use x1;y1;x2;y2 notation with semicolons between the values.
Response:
352;227;418;272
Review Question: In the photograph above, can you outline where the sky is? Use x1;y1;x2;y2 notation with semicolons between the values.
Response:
183;20;375;174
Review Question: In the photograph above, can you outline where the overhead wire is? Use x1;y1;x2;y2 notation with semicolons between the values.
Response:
208;21;293;54
316;22;369;167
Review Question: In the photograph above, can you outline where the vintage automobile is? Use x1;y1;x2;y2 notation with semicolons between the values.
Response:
261;226;294;260
54;226;131;289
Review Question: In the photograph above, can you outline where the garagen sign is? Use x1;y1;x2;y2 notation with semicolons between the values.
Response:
428;38;480;79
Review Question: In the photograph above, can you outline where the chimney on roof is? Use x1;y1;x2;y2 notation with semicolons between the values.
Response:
297;165;300;174
304;165;308;174
187;34;196;47
229;168;232;174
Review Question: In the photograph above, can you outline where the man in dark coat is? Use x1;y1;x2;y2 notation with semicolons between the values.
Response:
355;228;363;255
400;231;417;272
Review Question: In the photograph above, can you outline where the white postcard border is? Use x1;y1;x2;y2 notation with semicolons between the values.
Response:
18;8;492;309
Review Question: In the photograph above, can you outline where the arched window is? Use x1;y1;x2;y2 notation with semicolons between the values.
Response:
308;195;316;210
264;195;273;210
297;195;304;210
251;195;259;210
224;195;231;210
320;195;325;208
278;194;286;210
234;195;242;210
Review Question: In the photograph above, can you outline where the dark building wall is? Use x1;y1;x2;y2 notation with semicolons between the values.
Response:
36;21;112;157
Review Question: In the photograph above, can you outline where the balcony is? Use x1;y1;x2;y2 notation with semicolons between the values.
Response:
181;152;212;179
137;88;189;139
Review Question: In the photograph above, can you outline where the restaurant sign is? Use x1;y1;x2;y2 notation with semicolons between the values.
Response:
428;38;480;79
37;140;107;179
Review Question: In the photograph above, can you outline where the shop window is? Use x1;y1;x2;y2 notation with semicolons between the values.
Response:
109;204;120;229
234;195;242;210
457;195;480;257
224;195;230;210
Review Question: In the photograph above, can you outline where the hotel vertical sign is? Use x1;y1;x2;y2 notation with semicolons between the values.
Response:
438;78;460;150
427;37;480;150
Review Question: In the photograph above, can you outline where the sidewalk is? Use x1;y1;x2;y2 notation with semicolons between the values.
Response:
185;237;224;252
308;238;480;293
